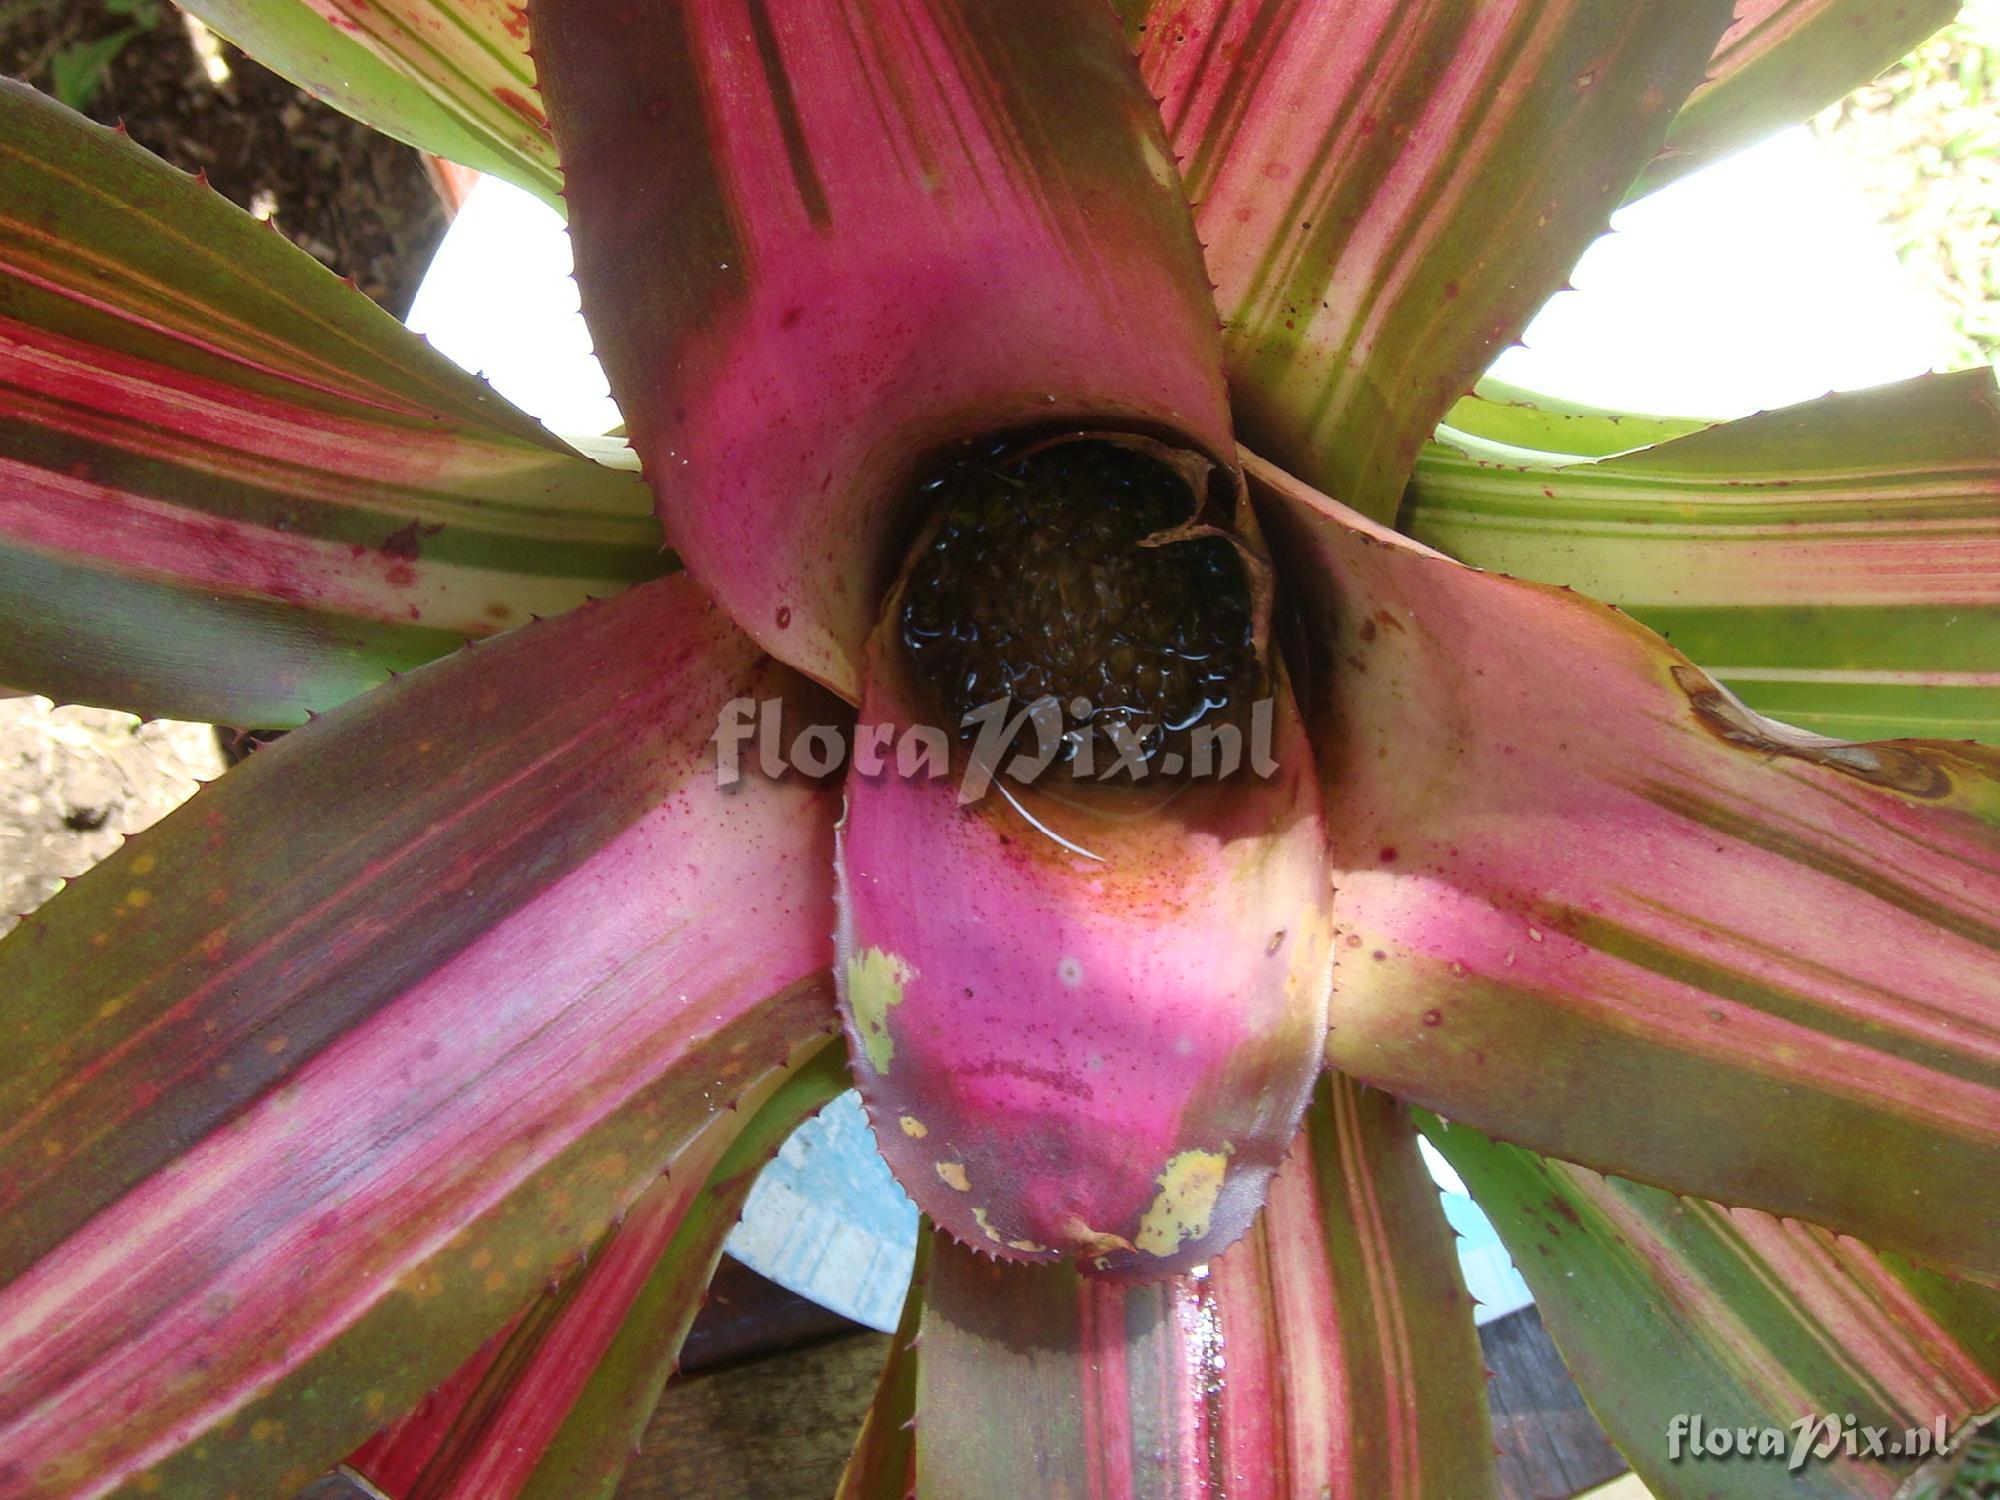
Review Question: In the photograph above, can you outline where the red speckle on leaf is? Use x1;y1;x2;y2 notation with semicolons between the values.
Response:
1422;1008;1442;1027
386;564;417;588
775;606;792;628
1378;846;1398;863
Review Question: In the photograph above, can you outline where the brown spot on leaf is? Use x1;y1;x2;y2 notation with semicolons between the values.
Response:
1672;665;1963;798
380;520;445;561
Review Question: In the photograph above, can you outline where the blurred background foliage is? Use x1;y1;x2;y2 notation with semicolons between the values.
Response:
1814;0;2000;369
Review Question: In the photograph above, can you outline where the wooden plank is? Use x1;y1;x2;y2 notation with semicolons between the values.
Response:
682;1257;862;1373
1483;1307;1628;1500
613;1330;891;1500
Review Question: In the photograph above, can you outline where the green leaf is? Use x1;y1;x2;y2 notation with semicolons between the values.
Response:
1428;1118;2000;1500
1436;379;1709;463
343;1048;851;1500
48;28;144;113
1408;372;2000;741
0;574;841;1497
1635;0;1958;200
1127;0;1732;523
836;1229;925;1500
1256;451;2000;1289
0;79;663;726
177;0;562;208
912;1072;1495;1498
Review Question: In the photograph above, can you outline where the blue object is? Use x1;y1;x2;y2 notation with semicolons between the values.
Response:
726;1091;918;1332
728;1090;1532;1332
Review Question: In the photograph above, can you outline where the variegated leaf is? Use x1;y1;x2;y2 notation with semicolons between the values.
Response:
178;0;560;206
1435;379;1708;463
1255;451;2000;1288
536;0;1236;698
343;1048;850;1500
1636;0;1958;199
1408;372;2000;742
1430;1118;2000;1499
911;1073;1494;1498
0;574;839;1497
0;80;661;726
1127;0;1731;523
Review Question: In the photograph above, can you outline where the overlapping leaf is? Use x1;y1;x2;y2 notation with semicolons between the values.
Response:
1408;373;2000;741
343;1049;850;1500
1434;380;1708;463
1128;0;1730;524
911;1073;1494;1498
1256;454;2000;1287
0;79;659;726
178;0;560;206
1635;0;1958;199
0;574;840;1497
1430;1119;2000;1499
837;1231;926;1500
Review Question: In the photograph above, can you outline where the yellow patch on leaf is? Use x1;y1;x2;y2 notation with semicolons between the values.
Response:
935;1161;970;1192
1134;1148;1230;1258
1061;1217;1134;1258
845;947;915;1074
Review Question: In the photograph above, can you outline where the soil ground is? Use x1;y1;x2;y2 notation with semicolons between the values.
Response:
0;0;445;313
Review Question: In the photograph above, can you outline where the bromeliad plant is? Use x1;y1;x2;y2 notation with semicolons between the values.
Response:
1;2;1997;1497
